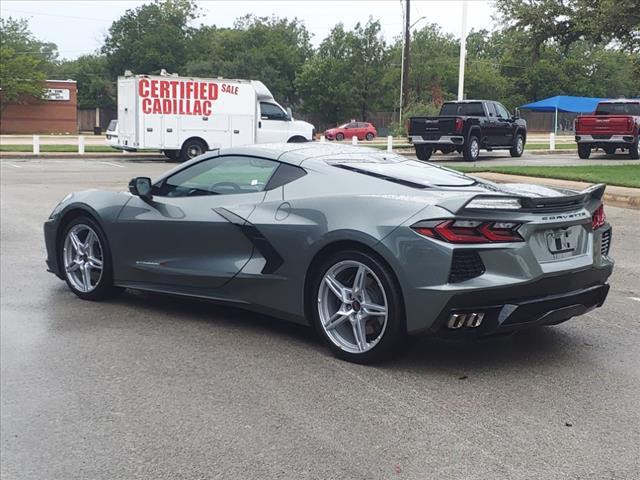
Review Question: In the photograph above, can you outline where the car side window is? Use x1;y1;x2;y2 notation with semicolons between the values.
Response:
153;156;280;197
486;103;497;117
347;123;357;129
260;102;287;120
495;103;511;119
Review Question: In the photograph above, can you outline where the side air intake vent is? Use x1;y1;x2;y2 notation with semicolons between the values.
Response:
600;229;611;256
449;250;485;283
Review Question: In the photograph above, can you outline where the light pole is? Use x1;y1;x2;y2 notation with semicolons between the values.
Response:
457;0;468;101
398;2;426;124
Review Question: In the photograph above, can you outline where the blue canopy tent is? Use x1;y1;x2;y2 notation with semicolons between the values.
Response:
520;96;608;134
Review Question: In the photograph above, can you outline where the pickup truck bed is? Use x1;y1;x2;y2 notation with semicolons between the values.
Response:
574;100;640;159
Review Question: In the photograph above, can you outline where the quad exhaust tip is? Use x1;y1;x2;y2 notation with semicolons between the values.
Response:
447;312;485;329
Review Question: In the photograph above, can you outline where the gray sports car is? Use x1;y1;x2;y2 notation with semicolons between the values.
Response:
44;144;613;363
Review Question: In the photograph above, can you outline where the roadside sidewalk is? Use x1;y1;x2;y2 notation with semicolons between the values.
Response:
474;172;640;210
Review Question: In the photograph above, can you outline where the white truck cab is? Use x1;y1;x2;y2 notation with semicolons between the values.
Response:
111;72;314;161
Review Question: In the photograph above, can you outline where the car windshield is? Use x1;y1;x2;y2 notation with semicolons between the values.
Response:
595;103;640;115
440;102;485;116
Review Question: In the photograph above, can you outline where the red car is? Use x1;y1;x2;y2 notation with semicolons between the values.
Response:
324;122;377;141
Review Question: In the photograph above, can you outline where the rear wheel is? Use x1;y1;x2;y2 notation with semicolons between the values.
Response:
336;133;344;141
162;149;180;161
415;144;433;161
180;138;207;162
60;216;123;301
510;134;525;157
603;146;617;155
463;135;480;162
365;132;374;141
629;138;640;160
578;143;591;159
311;250;405;364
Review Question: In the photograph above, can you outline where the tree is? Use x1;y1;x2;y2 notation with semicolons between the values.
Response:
295;19;387;125
186;15;312;106
55;55;115;109
0;18;57;111
102;0;198;76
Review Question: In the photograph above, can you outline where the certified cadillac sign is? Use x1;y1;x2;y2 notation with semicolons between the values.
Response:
43;88;70;101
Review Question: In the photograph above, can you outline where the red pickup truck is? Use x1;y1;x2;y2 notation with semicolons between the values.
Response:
574;99;640;159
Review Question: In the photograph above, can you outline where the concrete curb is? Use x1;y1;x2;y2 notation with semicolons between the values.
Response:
473;172;640;210
0;152;165;160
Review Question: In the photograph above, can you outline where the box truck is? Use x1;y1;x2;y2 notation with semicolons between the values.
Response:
111;72;315;161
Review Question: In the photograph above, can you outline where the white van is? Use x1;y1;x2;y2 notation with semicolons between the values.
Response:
112;72;315;161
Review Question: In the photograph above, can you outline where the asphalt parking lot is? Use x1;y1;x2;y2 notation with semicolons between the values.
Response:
1;156;639;480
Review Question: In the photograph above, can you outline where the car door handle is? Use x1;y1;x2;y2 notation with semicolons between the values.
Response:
258;121;262;128
233;130;240;134
166;128;173;132
146;128;153;132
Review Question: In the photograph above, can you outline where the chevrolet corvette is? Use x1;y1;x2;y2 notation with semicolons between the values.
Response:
44;144;613;363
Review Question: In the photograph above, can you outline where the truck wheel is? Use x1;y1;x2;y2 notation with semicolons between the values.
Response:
603;146;616;155
336;133;344;141
415;144;433;161
630;139;640;160
162;149;180;161
510;134;525;157
180;138;207;162
463;135;480;162
578;144;591;159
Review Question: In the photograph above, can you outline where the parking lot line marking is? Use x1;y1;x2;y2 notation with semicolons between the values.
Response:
628;297;640;303
4;163;23;168
97;161;125;168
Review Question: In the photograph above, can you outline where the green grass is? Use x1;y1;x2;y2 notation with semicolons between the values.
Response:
0;144;118;153
453;165;640;188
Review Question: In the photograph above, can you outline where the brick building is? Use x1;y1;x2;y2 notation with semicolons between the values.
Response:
0;80;78;134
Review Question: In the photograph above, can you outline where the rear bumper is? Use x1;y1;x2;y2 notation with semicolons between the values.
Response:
575;134;636;144
408;135;465;145
424;265;612;337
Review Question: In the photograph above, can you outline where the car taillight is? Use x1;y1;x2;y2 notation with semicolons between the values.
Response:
454;118;464;133
592;205;606;230
412;220;524;244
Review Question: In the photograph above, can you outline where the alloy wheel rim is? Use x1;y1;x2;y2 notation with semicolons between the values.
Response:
318;260;388;354
63;224;104;293
517;137;524;154
471;139;479;159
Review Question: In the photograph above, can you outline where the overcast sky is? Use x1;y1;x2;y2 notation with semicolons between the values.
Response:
2;0;497;60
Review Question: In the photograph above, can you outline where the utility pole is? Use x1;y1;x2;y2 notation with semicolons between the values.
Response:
399;0;410;123
457;0;468;101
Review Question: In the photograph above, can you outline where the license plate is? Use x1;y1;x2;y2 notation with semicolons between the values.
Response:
546;227;578;254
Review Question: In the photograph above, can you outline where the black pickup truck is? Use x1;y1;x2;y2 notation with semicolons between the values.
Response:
408;100;527;161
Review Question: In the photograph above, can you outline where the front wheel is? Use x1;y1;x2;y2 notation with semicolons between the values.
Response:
60;216;123;301
463;135;480;162
415;144;433;161
365;132;374;141
336;133;344;141
578;143;591;159
510;134;525;157
311;250;405;364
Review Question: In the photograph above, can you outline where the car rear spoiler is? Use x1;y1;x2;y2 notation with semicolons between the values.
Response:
437;183;606;214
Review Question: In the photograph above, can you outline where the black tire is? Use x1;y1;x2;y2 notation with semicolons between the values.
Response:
415;144;433;161
629;138;640;160
463;135;480;162
310;249;406;364
510;133;525;157
365;132;374;141
162;149;180;161
603;146;616;155
180;138;207;162
59;216;124;301
336;133;344;141
578;143;591;159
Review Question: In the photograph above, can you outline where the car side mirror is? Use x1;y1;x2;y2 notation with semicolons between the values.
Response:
129;177;152;199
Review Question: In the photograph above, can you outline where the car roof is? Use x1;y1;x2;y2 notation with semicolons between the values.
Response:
216;143;384;166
